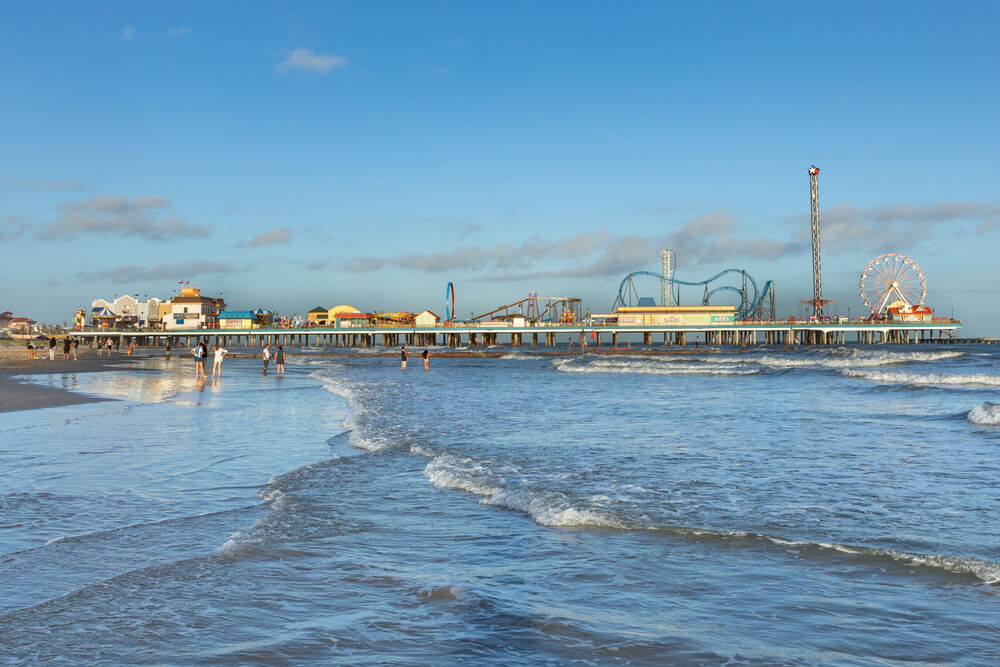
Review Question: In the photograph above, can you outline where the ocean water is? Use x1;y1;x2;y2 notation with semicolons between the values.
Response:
1;345;998;664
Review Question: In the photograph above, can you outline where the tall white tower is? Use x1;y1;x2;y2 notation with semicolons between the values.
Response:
808;165;823;317
660;249;675;306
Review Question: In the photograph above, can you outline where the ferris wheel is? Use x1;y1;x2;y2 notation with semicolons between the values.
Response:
859;253;927;317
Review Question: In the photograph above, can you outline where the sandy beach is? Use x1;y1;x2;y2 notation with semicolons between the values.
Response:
0;345;140;413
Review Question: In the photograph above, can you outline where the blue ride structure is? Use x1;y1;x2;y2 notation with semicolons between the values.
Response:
615;268;775;321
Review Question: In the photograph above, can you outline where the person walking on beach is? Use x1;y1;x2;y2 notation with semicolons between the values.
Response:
262;342;272;375
106;338;113;356
26;341;35;359
127;340;134;357
72;337;79;360
422;349;429;371
401;345;408;370
48;336;56;361
275;345;285;375
211;344;228;379
62;337;71;360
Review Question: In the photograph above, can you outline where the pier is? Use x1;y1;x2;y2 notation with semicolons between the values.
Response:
70;319;969;350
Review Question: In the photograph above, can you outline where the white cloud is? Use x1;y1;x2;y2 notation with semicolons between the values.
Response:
121;26;137;40
275;48;347;75
238;227;293;247
340;212;802;280
36;194;211;240
75;260;233;282
168;26;192;38
788;201;1000;253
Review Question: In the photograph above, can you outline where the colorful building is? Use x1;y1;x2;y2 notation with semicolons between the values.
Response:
218;311;257;328
164;287;227;330
307;306;329;325
615;305;736;326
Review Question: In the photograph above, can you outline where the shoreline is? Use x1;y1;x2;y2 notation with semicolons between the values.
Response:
0;356;141;414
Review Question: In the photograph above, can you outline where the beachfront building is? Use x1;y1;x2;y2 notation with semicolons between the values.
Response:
307;307;328;326
218;309;274;329
326;305;366;328
218;311;256;329
164;287;226;330
6;316;37;334
91;295;165;329
414;310;441;327
614;305;736;326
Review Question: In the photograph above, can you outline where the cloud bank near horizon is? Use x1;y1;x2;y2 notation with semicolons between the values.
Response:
340;202;1000;281
34;194;212;240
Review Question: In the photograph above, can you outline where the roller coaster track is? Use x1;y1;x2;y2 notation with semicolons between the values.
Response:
616;270;774;320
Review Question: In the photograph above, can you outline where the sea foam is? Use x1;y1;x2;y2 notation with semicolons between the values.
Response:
422;454;625;528
841;369;1000;387
554;358;758;376
756;349;964;369
968;402;1000;425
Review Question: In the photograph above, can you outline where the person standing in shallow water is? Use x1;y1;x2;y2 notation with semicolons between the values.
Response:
422;349;429;371
212;344;228;379
262;343;271;375
275;345;285;375
401;346;408;370
191;342;205;381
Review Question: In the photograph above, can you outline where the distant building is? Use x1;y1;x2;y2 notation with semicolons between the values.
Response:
615;305;736;326
8;317;37;334
414;310;441;327
218;311;258;328
888;305;933;323
307;306;329;325
164;287;226;330
218;309;274;329
0;311;13;329
91;294;165;328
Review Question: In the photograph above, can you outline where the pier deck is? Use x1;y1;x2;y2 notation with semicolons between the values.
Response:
70;320;968;349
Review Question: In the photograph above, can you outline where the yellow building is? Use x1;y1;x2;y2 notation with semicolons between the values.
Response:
616;305;736;326
327;304;361;320
307;307;329;325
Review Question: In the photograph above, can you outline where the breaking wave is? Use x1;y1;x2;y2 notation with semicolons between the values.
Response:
554;358;759;376
309;369;392;452
841;369;1000;387
422;453;626;528
755;349;964;369
968;402;1000;425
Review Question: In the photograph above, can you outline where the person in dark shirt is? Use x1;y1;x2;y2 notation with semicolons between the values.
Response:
401;346;408;370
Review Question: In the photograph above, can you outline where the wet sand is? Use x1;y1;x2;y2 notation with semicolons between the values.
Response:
0;350;139;413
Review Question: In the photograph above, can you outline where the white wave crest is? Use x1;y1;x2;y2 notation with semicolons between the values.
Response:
500;352;547;361
309;370;392;452
968;402;1000;425
841;369;1000;387
756;349;964;369
423;454;624;528
554;358;759;376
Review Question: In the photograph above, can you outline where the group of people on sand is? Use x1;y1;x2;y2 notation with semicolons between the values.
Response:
25;336;80;361
400;346;430;371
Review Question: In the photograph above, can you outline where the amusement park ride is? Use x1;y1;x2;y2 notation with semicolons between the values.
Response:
613;261;776;321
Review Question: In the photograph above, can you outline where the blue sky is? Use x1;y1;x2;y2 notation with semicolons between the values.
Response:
2;1;998;333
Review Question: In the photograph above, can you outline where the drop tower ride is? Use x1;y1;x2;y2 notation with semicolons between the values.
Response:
808;165;823;318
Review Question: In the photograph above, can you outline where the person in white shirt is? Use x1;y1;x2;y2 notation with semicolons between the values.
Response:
212;345;229;379
262;343;271;375
191;343;205;381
